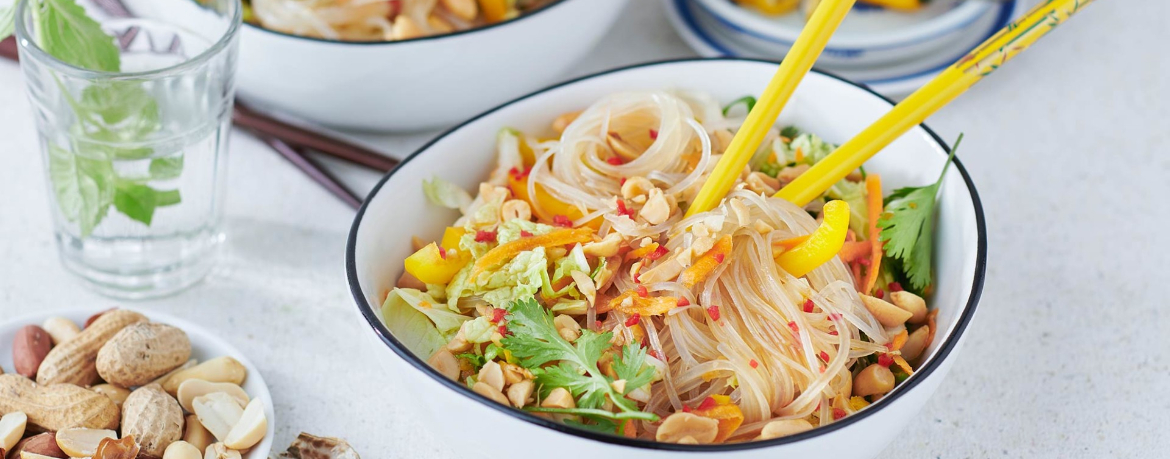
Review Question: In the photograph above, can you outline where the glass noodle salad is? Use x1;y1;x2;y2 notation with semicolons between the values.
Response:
736;0;929;17
383;90;955;443
247;0;553;41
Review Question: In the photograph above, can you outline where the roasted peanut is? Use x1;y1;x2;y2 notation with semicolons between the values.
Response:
163;441;202;459
540;388;575;409
552;111;580;133
889;291;927;324
13;325;52;379
192;393;244;441
853;363;895;397
500;199;532;222
860;295;913;327
427;349;460;381
477;361;505;392
439;0;477;20
178;380;249;413
0;374;120;431
0;411;27;452
40;318;80;346
224;399;267;450
10;432;65;459
639;189;671;225
202;443;241;459
162;357;246;395
655;412;718;444
471;382;509;405
506;380;533;408
122;384;183;457
756;419;813;440
183;415;214;453
900;326;930;362
582;233;623;258
54;428;117;458
97;323;192;387
553;315;581;342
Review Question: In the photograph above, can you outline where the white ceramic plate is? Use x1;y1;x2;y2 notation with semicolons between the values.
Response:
348;59;987;459
665;0;1024;96
0;309;275;458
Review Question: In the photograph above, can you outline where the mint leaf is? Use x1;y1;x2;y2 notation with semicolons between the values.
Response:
35;0;120;72
48;146;115;237
155;189;181;207
113;181;181;225
149;156;184;180
79;81;160;127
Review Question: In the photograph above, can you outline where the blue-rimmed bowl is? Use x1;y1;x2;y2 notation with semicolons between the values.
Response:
693;0;996;67
347;58;986;459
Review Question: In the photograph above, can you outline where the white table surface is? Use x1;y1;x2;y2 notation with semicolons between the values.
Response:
1;0;1167;457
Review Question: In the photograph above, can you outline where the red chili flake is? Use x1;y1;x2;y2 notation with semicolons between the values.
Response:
474;230;497;243
490;308;506;323
606;156;625;165
875;288;885;299
438;247;447;259
787;321;799;334
878;354;895;367
635;285;648;297
595;320;603;329
819;351;830;362
857;257;871;266
889;282;903;292
832;408;846;420
682;405;692;413
649;129;658;140
625;314;641;327
677;297;690;306
829;330;839;336
827;313;842;321
707;305;721;321
497;324;511;337
646;245;668;261
553;215;572;227
508;166;532;179
819;365;826;374
697;396;718;411
749;359;759;369
620;177;627;186
884;342;894;351
520;230;533;238
508;166;521;177
713;253;725;263
802;299;815;313
633;272;642;283
615;200;635;217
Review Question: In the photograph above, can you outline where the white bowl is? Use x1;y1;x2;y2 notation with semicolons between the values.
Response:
235;0;628;132
347;59;986;458
0;309;276;458
692;0;995;67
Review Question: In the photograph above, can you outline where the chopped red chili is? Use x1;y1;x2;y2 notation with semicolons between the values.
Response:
832;408;846;420
819;351;830;362
497;324;511;337
749;359;759;369
553;215;572;227
829;330;839;336
616;200;635;218
520;230;533;238
625;314;641;327
697;396;717;411
677;297;690;307
646;245;668;261
606;156;624;165
889;282;903;292
438;247;447;259
787;321;799;334
803;299;815;313
878;354;894;367
635;285;648;297
649;129;658;140
875;288;885;299
707;305;721;321
490;308;506;323
474;230;497;243
713;253;725;263
682;404;692;413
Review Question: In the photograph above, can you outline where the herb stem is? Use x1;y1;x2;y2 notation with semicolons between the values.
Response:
525;407;659;422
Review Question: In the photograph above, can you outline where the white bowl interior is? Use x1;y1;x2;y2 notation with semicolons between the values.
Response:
0;309;276;458
350;59;983;451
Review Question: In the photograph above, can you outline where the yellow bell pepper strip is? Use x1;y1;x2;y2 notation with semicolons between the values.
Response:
441;227;466;250
863;174;884;294
858;0;923;11
678;235;733;289
734;0;799;16
609;291;679;316
892;355;914;375
404;243;470;284
507;170;602;230
471;227;594;279
775;200;850;278
693;398;745;443
477;0;510;22
848;396;870;411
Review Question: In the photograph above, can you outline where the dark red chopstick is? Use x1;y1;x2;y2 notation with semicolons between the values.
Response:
260;135;362;209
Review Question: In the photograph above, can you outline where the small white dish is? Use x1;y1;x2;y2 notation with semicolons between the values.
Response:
0;309;275;458
348;59;987;459
234;0;628;132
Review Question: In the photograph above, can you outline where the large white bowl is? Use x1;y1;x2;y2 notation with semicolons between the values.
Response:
347;59;986;458
0;309;276;458
236;0;628;132
692;0;995;67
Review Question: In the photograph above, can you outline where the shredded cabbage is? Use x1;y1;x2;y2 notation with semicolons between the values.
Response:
423;176;473;211
381;289;447;358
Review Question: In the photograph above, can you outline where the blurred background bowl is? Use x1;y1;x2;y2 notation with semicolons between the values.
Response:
236;0;628;132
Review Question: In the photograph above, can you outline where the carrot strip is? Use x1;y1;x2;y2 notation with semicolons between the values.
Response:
890;329;908;351
679;235;733;288
838;240;871;263
863;174;884;294
471;228;593;278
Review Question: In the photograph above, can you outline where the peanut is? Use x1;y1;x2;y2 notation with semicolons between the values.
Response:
177;380;249;414
162;441;201;459
97;323;192;387
150;359;196;387
202;443;240;459
551;111;580;133
122;384;183;458
192;393;244;442
0;374;120;431
859;295;912;327
54;428;117;458
41;318;80;346
162;357;246;395
853;363;895;397
37;310;147;386
223;399;266;450
13;326;52;379
889;291;928;324
540;388;575;410
426;349;460;381
756;419;813;440
506;380;533;408
182;415;214;453
655;412;718;444
900;326;930;362
9;432;65;459
440;0;477;20
91;384;132;407
0;411;27;452
19;453;60;459
471;382;508;406
477;361;505;392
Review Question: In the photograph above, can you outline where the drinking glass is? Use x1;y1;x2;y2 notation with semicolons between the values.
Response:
15;0;241;299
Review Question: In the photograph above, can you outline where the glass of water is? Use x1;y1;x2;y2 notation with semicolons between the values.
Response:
14;0;241;299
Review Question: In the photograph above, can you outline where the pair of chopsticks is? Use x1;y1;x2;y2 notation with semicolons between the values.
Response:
687;0;1097;215
0;37;397;209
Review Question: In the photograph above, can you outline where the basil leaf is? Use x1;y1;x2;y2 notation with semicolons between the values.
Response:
48;145;114;237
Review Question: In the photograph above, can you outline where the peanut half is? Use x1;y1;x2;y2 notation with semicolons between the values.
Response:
0;411;27;452
183;415;215;453
91;384;131;407
163;357;247;395
10;432;66;458
163;441;202;459
203;443;241;459
13;325;53;379
224;399;267;450
54;428;117;458
177;380;249;414
37;310;148;386
192;393;244;442
121;384;183;458
41;317;81;346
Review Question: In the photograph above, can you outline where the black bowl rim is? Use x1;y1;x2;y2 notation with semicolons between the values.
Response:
346;57;987;452
242;0;571;46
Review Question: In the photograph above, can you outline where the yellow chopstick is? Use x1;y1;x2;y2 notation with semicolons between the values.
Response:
684;0;856;217
776;0;1096;206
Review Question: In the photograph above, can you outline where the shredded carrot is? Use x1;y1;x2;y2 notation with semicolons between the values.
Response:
625;243;660;261
794;147;804;163
892;355;914;375
608;292;679;316
620;419;637;438
890;329;908;351
838;240;871;263
679;235;733;288
863;174;884;294
694;403;744;443
471;228;593;278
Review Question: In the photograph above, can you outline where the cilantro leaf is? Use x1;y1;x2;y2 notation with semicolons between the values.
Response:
722;95;757;116
612;344;655;395
35;0;120;72
877;135;962;291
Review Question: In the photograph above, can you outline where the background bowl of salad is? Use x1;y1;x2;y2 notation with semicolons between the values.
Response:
347;58;986;458
234;0;628;132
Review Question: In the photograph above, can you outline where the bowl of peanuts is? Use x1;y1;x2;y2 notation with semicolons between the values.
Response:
231;0;630;132
0;308;275;459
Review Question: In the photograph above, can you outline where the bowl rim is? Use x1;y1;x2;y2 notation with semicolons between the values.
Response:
346;57;987;451
242;0;571;46
691;0;994;49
